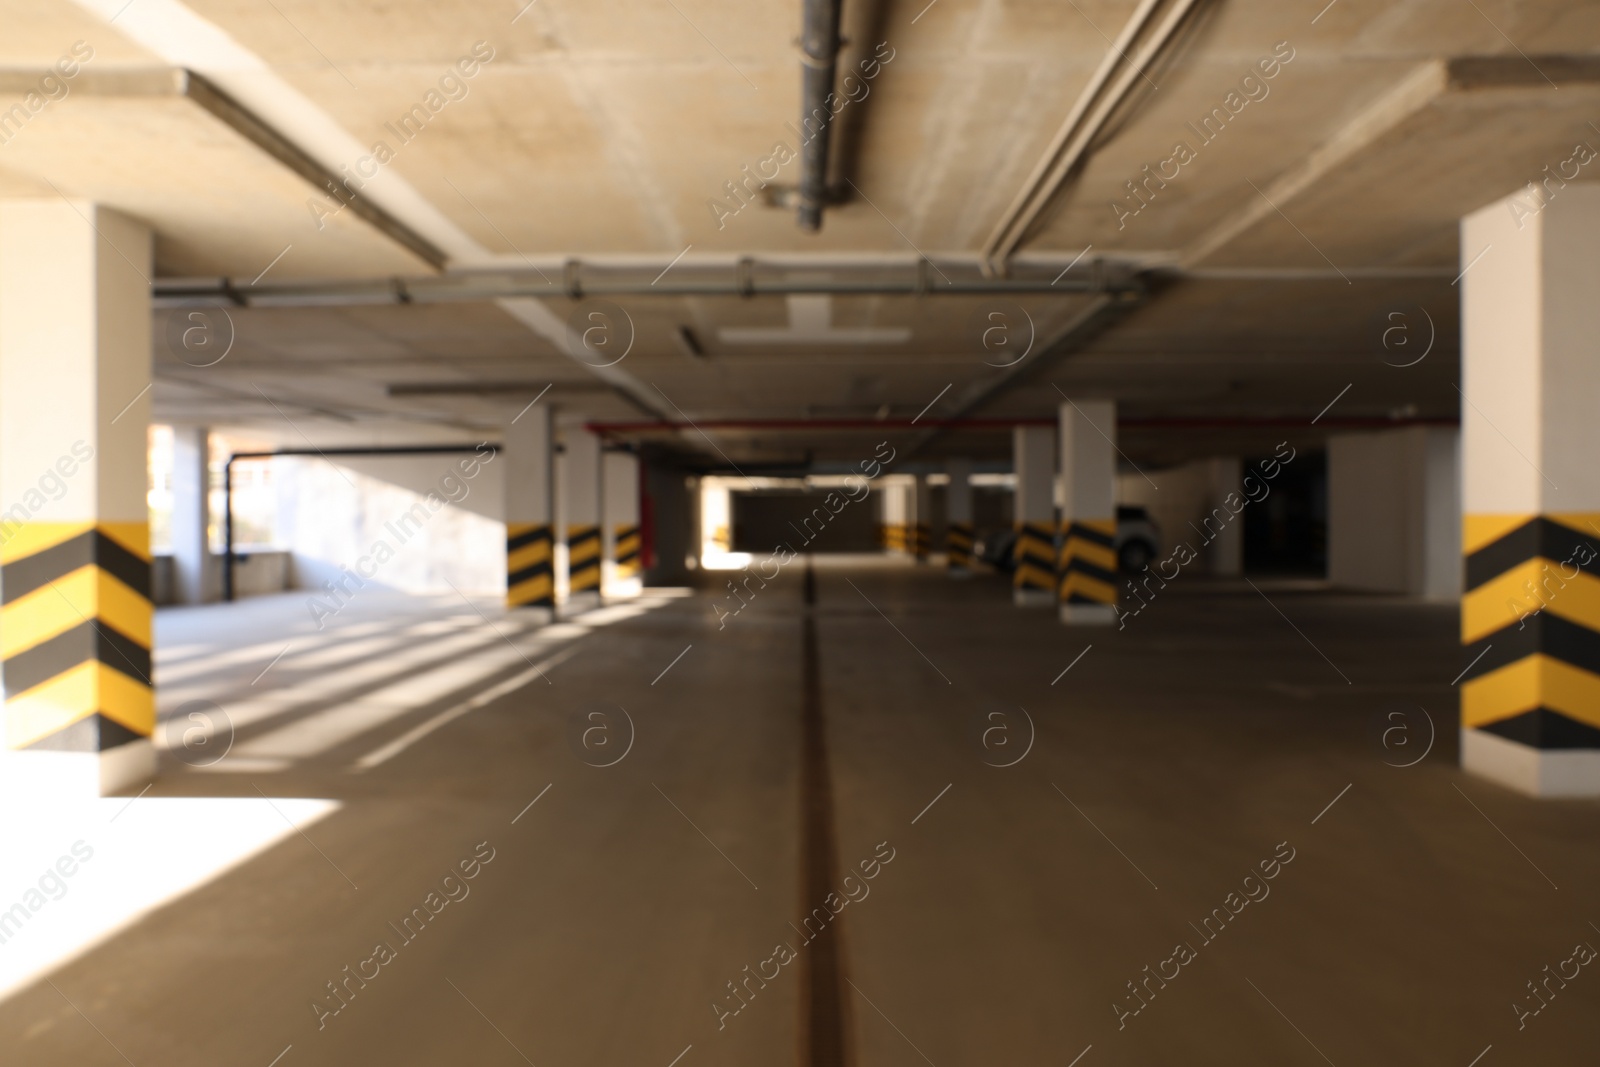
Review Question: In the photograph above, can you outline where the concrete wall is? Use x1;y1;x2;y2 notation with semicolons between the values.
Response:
1328;427;1460;599
1117;458;1241;574
1119;462;1210;555
152;550;291;605
275;453;504;596
732;491;879;553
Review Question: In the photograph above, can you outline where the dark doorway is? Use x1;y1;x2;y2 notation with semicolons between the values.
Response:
1243;449;1327;576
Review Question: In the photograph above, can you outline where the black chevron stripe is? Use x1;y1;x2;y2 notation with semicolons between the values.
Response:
1061;558;1117;586
508;560;554;587
1;619;151;695
507;526;551;552
1465;517;1600;592
1479;708;1600;750
2;530;150;604
1064;522;1115;548
1461;611;1600;684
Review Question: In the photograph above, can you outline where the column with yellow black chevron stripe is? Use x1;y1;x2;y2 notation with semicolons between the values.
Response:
505;403;555;616
1012;425;1056;606
1058;399;1118;625
603;450;642;596
0;201;155;796
561;423;603;606
1458;185;1600;796
911;475;931;562
945;458;974;577
879;478;908;555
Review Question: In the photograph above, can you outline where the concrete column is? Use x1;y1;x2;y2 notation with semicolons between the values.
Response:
1328;427;1459;597
603;450;641;596
1013;425;1055;606
1206;457;1243;577
170;424;212;604
1057;400;1117;624
505;405;553;612
562;424;602;602
911;476;931;561
880;479;907;554
0;201;154;797
643;456;690;585
1459;183;1600;796
945;459;974;575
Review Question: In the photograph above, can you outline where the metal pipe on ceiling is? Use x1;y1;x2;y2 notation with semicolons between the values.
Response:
585;414;1459;436
152;257;1142;308
797;0;845;230
981;0;1208;272
981;0;1165;268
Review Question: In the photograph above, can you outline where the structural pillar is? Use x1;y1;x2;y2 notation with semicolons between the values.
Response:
879;480;907;554
603;450;641;596
505;404;554;613
1459;183;1600;796
1012;425;1055;606
1057;401;1118;624
171;424;211;604
0;201;154;797
945;459;974;575
562;424;602;602
911;476;931;561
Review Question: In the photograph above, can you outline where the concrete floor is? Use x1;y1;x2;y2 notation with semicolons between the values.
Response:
3;556;1598;1065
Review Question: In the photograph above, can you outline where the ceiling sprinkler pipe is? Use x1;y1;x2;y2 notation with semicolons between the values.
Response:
797;0;844;230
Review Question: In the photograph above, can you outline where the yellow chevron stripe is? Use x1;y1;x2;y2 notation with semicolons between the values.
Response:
569;567;600;591
1071;517;1116;538
507;573;554;606
1462;653;1600;732
1462;513;1536;556
0;520;93;565
1014;562;1054;589
616;534;641;554
4;660;154;749
1461;559;1600;642
1461;512;1600;557
1059;570;1117;604
1;565;152;659
508;539;553;572
1060;538;1117;571
1549;512;1600;541
98;521;151;562
569;541;602;565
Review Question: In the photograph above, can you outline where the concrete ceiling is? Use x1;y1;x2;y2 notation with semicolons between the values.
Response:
2;0;1593;467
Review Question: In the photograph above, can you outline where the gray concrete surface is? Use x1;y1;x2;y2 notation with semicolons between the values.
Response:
2;558;1597;1065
